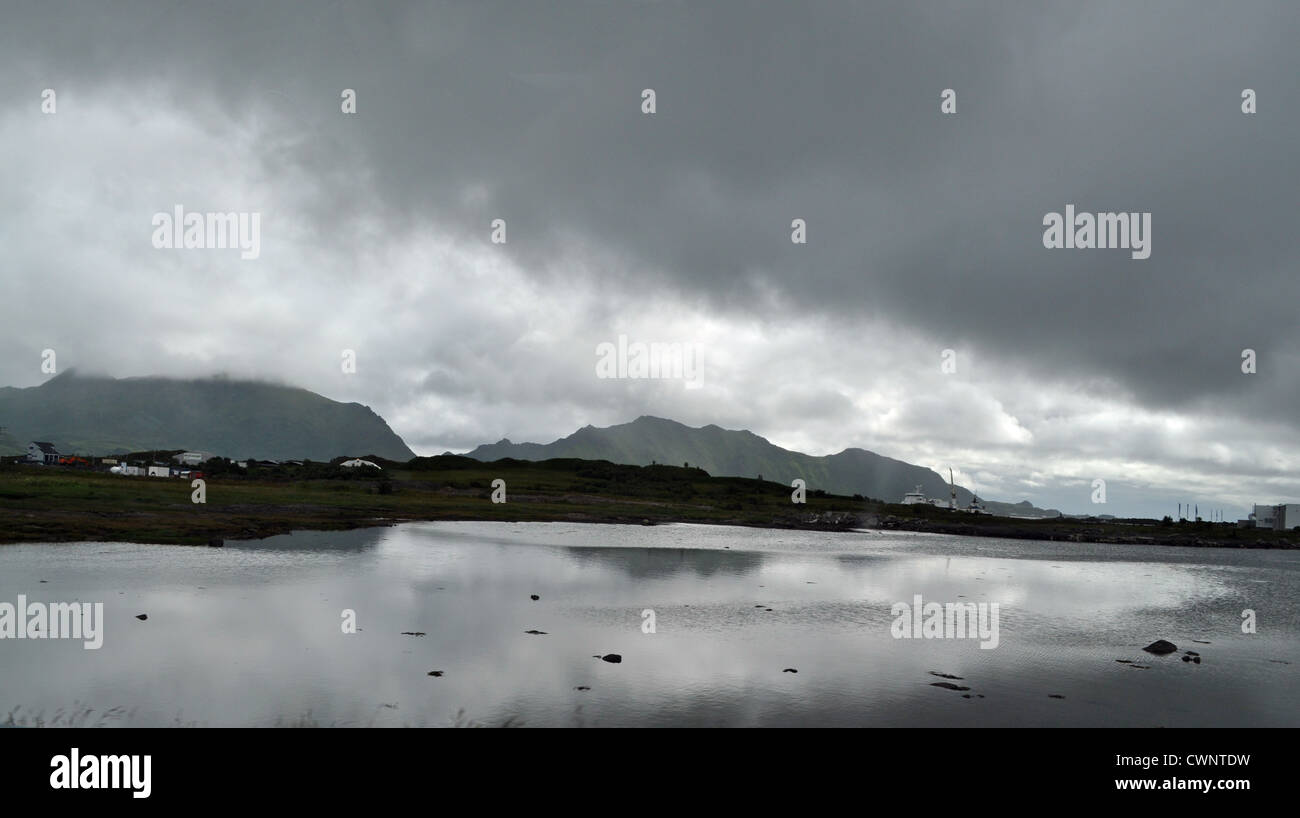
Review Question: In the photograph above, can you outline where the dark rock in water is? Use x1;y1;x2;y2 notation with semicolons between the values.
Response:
600;653;622;663
1048;694;1065;699
208;538;224;548
1184;650;1199;656
782;668;798;673
1181;655;1192;663
427;671;444;677
1192;656;1201;664
1143;639;1178;655
962;694;972;698
764;608;773;612
930;682;971;691
929;671;964;680
530;594;540;601
524;630;548;635
575;686;591;691
39;580;47;583
1115;659;1134;664
1128;664;1151;669
135;614;148;621
400;631;426;636
1269;659;1292;665
976;694;985;698
1192;639;1212;644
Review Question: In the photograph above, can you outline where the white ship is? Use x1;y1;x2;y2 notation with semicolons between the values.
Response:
899;469;989;514
901;485;930;505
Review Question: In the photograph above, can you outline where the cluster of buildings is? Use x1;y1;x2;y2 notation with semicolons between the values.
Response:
21;442;382;475
26;442;214;478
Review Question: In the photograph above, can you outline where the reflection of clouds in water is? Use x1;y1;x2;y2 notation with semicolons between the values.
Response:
2;522;1298;726
835;551;1234;619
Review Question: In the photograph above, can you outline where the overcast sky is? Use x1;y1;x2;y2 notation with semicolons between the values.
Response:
2;1;1297;517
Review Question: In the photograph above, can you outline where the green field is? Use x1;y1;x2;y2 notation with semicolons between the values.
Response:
2;457;1295;549
0;457;865;545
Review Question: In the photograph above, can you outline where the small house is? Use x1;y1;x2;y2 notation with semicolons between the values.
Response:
27;441;59;465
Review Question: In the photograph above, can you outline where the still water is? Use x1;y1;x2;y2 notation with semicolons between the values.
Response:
0;522;1296;727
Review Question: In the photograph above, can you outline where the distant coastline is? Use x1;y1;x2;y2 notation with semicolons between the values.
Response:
2;458;1295;550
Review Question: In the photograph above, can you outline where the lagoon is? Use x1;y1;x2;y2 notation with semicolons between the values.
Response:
0;522;1296;727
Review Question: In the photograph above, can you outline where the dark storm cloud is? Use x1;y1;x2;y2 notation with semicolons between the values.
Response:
15;0;1293;415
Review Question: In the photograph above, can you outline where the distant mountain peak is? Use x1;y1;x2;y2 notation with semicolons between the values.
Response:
0;374;414;461
43;368;80;384
630;415;676;425
462;416;1059;518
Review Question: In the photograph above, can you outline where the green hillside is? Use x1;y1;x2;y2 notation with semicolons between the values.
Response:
0;371;415;461
465;416;1059;517
0;428;23;456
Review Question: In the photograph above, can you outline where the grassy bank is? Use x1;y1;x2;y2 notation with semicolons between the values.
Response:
1;458;1296;549
873;501;1299;549
0;457;865;545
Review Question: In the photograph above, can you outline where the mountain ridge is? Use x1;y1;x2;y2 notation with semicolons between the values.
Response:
464;415;1060;517
0;371;415;461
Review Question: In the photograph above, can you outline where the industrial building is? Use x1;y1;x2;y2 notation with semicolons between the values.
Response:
1251;503;1300;531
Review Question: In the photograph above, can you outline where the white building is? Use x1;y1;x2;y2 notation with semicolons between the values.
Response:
1252;503;1300;531
147;466;170;477
1272;504;1300;531
339;458;381;470
26;441;59;464
172;451;214;466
